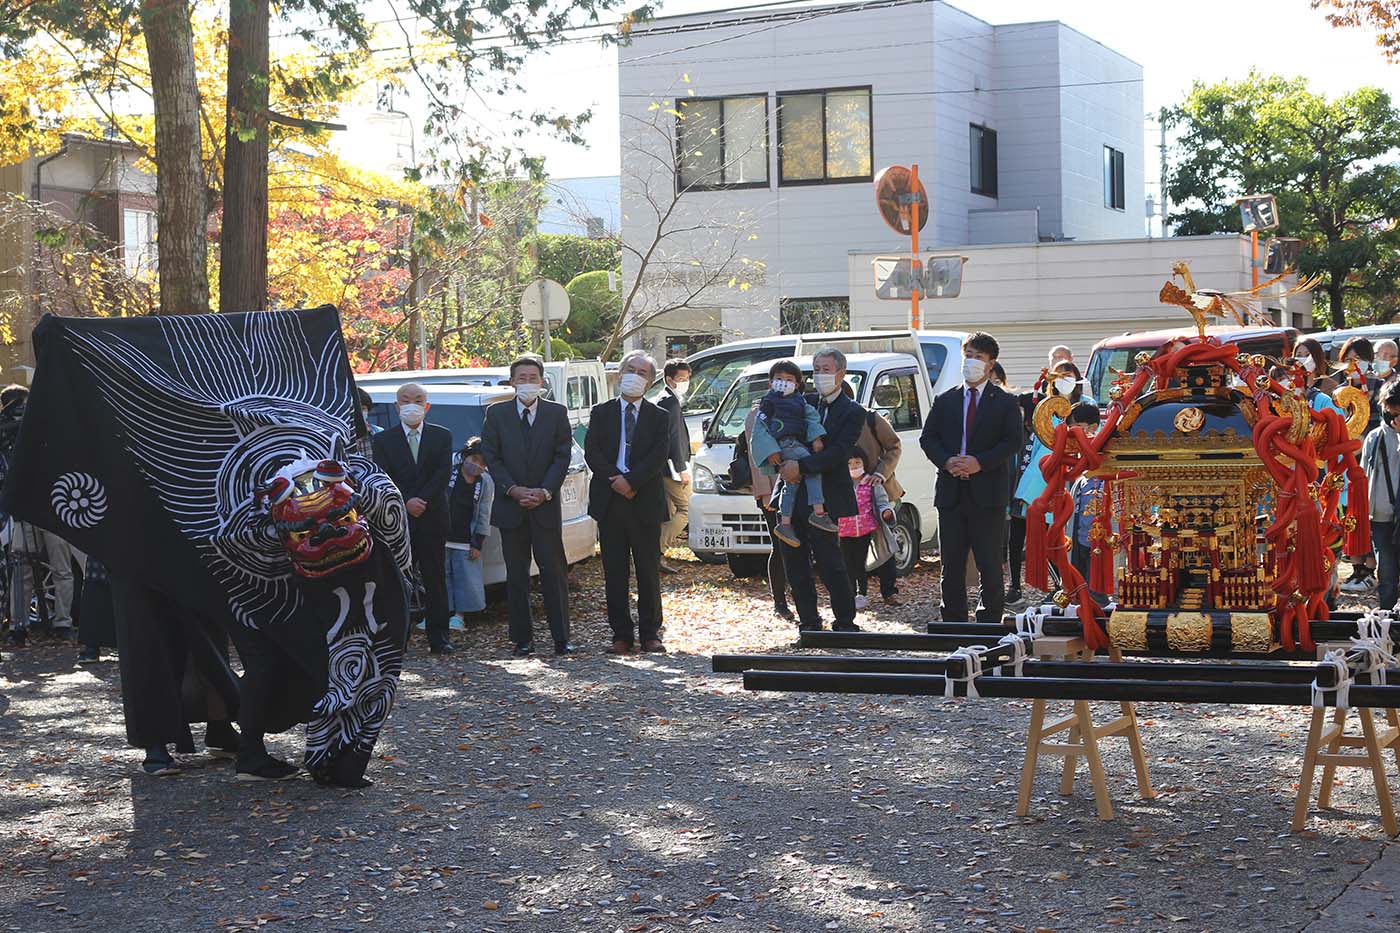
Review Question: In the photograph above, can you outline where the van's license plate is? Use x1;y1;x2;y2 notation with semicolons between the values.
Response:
698;527;731;550
562;484;579;506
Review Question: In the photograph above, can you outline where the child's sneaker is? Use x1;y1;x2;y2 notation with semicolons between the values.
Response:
809;513;839;534
771;523;802;548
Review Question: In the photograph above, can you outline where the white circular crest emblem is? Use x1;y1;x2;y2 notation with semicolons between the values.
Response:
51;472;108;529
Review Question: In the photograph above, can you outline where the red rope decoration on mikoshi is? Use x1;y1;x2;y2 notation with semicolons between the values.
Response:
1024;336;1369;653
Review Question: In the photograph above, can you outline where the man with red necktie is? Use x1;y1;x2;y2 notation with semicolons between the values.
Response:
920;332;1023;623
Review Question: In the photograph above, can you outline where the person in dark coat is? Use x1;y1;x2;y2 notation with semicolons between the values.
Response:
372;382;454;653
481;356;575;657
773;347;863;633
585;350;670;654
920;331;1024;623
656;358;692;574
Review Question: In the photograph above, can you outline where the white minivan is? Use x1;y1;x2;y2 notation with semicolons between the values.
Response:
650;329;964;452
363;384;597;585
687;332;966;578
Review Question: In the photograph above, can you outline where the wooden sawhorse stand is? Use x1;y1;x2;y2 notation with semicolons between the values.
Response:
1292;704;1400;836
1017;639;1155;821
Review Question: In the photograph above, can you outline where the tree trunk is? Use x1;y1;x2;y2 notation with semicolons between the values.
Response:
140;0;210;315
1329;277;1346;330
219;0;270;312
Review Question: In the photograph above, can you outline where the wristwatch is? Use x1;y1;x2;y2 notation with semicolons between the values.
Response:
542;489;553;501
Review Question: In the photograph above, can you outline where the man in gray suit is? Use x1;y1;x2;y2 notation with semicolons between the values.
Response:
481;355;576;657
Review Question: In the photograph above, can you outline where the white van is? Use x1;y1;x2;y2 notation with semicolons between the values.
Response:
687;336;966;578
650;329;964;451
357;358;607;446
362;384;597;585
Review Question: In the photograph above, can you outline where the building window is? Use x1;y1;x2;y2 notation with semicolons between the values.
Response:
778;87;872;185
1104;145;1125;211
780;297;850;334
122;208;157;276
969;124;997;197
676;95;769;191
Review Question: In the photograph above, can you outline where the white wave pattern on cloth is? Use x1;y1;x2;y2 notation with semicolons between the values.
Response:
58;311;411;629
305;582;400;774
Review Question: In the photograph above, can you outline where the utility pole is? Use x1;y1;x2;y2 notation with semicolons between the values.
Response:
1158;109;1170;238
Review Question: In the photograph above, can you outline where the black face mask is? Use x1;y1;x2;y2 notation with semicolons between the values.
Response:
1388;412;1400;428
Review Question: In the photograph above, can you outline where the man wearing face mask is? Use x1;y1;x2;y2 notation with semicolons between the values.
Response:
920;332;1024;623
1376;340;1398;383
586;350;672;654
774;348;864;632
373;383;455;653
656;358;692;574
482;355;576;657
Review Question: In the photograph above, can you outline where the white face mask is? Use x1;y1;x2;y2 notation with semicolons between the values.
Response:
618;372;648;398
1354;360;1372;376
671;380;689;400
771;378;796;396
813;373;840;396
398;403;425;427
849;464;865;479
1054;376;1077;396
1377;359;1394;378
962;357;987;385
1296;354;1317;373
514;382;543;404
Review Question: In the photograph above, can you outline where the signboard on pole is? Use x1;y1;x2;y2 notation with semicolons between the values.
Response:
1236;195;1279;233
872;255;967;301
520;278;570;363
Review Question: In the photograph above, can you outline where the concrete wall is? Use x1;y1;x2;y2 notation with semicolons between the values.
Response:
848;234;1311;386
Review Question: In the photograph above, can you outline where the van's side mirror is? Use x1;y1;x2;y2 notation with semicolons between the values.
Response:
702;418;711;434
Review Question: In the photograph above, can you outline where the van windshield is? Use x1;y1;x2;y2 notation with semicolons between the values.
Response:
708;370;867;443
368;401;486;450
653;345;795;417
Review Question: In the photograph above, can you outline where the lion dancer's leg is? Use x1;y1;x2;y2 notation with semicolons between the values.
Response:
225;625;302;781
300;543;409;788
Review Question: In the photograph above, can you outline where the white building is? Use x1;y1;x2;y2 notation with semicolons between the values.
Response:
618;0;1146;353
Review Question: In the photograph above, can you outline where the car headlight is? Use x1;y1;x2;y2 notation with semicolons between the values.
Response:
693;463;716;493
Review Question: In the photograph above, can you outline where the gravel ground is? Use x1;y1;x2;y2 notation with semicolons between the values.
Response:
1;551;1397;932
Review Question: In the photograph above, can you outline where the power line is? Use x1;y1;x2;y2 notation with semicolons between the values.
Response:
620;78;1144;99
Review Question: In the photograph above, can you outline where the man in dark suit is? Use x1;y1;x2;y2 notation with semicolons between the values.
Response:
774;348;862;632
585;350;670;654
372;382;455;653
656;357;692;574
920;331;1024;624
481;355;575;657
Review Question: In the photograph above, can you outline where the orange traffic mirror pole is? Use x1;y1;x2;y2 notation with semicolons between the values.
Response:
910;163;922;329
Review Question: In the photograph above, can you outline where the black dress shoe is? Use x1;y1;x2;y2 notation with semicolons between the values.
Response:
833;622;862;633
236;756;300;782
775;606;794;621
429;641;455;655
513;642;534;658
553;641;577;656
141;746;179;777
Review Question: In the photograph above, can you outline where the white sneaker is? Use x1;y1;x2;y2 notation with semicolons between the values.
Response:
1341;577;1373;593
854;595;869;610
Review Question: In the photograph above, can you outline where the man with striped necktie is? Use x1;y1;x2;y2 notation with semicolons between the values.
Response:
585;350;671;655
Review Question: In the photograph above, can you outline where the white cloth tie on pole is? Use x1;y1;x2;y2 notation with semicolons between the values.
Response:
944;646;988;699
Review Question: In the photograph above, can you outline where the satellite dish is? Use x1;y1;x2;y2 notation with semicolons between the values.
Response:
874;165;929;235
